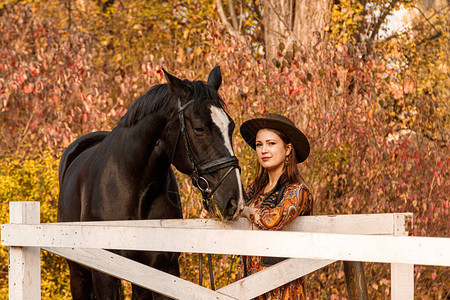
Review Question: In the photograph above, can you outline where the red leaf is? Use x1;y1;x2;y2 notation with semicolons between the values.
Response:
433;170;439;180
24;84;33;94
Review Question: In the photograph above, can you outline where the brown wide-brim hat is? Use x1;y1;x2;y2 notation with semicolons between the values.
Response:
240;113;310;163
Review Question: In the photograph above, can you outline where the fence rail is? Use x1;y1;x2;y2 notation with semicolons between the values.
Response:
2;201;450;299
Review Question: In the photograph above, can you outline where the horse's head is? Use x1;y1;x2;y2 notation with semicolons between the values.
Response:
163;67;245;221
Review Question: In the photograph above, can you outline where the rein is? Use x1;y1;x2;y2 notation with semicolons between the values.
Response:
171;98;240;213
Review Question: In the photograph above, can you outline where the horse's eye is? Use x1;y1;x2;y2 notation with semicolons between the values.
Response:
194;125;205;135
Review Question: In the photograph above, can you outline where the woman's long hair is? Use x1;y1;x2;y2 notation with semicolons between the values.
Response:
250;128;306;201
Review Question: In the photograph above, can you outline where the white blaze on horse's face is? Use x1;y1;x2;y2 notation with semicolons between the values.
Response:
210;106;233;154
210;105;245;218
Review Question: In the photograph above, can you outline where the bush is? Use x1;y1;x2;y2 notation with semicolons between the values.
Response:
0;151;71;299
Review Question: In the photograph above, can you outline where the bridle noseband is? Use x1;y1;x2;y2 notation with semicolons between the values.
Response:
171;98;240;214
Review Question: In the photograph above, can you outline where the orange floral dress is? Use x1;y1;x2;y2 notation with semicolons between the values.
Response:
238;182;313;300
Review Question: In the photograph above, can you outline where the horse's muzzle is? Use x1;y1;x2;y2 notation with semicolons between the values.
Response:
226;197;245;221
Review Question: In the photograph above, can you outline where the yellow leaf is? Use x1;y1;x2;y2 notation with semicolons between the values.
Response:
183;29;189;39
194;47;202;55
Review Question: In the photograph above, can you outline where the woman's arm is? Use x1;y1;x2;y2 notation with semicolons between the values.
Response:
251;184;312;230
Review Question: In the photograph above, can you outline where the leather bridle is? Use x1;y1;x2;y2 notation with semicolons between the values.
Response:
170;98;240;213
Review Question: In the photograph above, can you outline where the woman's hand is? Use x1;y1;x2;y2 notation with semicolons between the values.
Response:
241;204;257;221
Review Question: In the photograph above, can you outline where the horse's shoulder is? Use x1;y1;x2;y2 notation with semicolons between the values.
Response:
59;131;110;183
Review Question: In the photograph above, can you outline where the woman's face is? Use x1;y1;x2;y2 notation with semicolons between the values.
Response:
255;129;292;174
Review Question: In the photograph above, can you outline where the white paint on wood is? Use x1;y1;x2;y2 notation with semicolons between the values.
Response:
52;213;412;235
391;214;414;300
217;258;336;299
391;263;414;300
44;247;236;300
0;203;439;300
2;223;449;266
9;202;40;225
284;213;405;235
45;246;336;300
8;202;41;300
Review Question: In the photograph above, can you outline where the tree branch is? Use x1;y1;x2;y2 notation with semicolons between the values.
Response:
382;4;448;42
411;4;439;33
228;0;239;30
216;0;243;38
370;0;400;40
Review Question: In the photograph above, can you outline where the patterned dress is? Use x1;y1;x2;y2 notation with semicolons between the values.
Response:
238;181;313;300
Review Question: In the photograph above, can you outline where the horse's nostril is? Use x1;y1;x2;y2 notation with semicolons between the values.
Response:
225;198;238;218
226;197;246;221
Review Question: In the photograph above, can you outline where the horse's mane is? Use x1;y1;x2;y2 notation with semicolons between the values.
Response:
118;80;225;127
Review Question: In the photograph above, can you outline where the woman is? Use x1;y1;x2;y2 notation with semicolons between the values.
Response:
239;113;313;300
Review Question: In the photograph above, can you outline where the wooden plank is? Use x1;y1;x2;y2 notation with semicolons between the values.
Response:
2;224;449;266
50;213;411;235
391;214;414;300
46;246;334;299
44;247;236;300
391;264;414;300
8;202;41;300
284;213;404;235
217;258;335;299
9;202;40;225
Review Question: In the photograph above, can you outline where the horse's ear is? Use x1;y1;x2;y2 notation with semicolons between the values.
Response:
162;68;193;98
207;66;222;91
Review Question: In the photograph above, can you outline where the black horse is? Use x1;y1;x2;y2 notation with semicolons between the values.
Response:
57;67;245;299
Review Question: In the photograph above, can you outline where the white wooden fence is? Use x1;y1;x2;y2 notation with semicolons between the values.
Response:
2;201;450;299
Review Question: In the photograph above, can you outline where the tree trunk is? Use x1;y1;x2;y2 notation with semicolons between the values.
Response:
264;0;293;61
264;0;333;62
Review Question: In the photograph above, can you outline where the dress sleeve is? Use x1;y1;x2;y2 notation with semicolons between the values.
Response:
253;184;312;230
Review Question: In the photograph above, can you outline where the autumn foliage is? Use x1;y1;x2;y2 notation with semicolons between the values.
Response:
1;2;448;299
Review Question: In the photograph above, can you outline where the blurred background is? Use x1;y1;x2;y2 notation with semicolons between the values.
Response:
0;0;448;298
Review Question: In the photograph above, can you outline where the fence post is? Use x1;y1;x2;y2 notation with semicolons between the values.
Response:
343;261;369;300
391;214;414;299
9;201;41;300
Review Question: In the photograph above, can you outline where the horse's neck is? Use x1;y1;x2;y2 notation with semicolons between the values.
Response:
113;113;172;182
